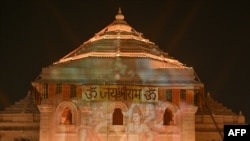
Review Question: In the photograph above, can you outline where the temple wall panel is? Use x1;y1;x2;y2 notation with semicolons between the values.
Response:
48;83;56;98
158;88;166;101
62;84;70;100
186;89;194;104
172;89;180;106
76;85;82;98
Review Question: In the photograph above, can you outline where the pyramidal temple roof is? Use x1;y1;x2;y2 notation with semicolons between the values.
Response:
0;92;39;114
55;8;183;67
34;8;202;86
197;92;236;115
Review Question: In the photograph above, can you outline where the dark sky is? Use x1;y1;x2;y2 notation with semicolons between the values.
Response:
1;1;250;123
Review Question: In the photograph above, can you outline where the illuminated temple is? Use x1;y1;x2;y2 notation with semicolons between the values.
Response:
0;9;246;141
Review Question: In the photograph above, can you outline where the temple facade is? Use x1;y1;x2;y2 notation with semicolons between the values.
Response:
0;9;246;141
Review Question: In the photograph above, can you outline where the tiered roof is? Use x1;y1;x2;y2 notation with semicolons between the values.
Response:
0;92;39;114
55;8;183;67
34;9;202;86
197;92;235;115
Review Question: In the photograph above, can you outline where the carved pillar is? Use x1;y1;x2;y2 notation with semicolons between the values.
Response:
180;105;197;141
38;105;54;141
78;106;91;141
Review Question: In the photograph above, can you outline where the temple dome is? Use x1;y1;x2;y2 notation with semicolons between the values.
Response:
35;9;200;86
55;9;179;66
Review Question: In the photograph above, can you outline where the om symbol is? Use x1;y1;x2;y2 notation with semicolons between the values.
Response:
84;86;97;99
144;88;156;100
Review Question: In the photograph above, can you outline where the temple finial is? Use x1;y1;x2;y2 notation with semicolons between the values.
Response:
118;7;122;14
239;110;243;115
115;7;124;20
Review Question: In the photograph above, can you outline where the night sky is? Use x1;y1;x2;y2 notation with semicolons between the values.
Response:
1;1;250;123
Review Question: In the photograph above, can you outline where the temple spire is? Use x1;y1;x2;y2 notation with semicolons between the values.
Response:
115;7;124;20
